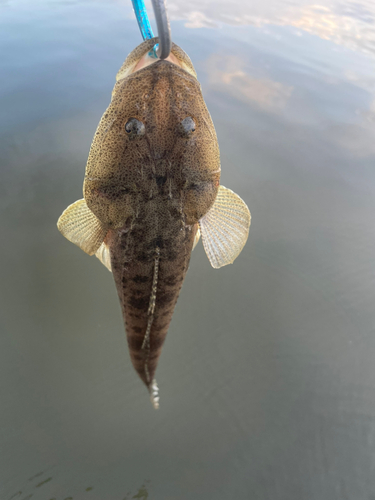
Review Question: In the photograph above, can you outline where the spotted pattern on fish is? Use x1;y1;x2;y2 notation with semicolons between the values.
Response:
78;42;221;393
58;38;229;404
107;210;198;387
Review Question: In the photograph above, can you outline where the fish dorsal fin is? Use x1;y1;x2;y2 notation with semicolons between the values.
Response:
57;199;107;256
199;186;251;269
95;241;112;272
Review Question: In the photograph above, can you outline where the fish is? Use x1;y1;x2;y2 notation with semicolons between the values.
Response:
57;37;251;408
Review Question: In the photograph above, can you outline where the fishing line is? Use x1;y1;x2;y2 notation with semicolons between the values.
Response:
130;0;172;59
131;0;154;41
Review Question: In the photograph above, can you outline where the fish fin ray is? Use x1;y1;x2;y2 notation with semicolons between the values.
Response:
95;242;112;272
199;186;251;269
57;199;107;255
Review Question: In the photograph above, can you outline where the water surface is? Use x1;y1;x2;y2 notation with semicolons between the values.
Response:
1;0;375;498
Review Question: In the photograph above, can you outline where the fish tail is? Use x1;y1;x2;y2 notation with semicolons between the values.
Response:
150;379;160;409
109;225;198;407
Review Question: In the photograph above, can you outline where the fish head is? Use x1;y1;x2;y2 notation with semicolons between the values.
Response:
84;38;221;228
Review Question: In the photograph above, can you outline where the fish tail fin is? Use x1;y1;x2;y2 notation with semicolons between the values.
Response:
150;379;160;409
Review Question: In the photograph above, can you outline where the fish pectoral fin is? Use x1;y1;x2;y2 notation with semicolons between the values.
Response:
199;185;251;269
95;241;112;272
192;224;201;250
57;199;107;256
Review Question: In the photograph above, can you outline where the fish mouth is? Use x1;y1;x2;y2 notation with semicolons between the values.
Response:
132;50;182;74
116;37;197;82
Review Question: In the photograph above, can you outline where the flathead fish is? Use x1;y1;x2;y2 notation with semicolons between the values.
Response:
57;38;251;408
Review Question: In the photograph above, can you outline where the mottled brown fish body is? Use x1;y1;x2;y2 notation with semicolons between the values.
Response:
107;210;197;387
58;39;251;407
83;57;220;230
81;43;220;393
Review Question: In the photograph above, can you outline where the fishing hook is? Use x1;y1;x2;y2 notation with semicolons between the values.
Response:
131;0;172;60
151;0;171;59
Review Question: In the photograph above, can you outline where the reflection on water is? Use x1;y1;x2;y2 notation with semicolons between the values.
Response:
35;476;52;488
1;0;375;498
126;483;149;499
7;471;146;500
168;0;375;55
205;54;293;111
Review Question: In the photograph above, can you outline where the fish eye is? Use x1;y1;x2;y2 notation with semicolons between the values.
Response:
125;118;145;137
179;117;196;136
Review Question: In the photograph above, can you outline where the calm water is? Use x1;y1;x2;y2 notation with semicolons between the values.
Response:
1;0;375;498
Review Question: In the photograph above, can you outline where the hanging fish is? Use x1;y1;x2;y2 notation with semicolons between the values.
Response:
57;38;251;408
